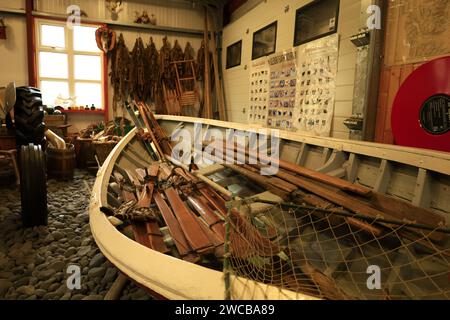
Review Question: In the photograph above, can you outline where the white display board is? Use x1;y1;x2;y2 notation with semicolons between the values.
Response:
247;34;339;136
266;50;297;130
294;34;339;137
248;58;270;125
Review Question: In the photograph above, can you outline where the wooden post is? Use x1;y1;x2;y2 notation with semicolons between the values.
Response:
25;0;37;87
203;5;211;119
104;273;128;300
208;8;226;121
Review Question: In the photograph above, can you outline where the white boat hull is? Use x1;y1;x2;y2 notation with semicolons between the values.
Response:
89;116;450;300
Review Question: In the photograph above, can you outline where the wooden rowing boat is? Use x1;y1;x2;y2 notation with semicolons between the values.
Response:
89;112;450;300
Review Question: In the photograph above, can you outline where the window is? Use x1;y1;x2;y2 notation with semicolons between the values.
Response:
36;19;104;110
293;0;340;46
252;21;277;60
226;40;242;69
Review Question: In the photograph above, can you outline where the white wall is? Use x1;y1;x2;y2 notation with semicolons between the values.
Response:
0;14;28;88
222;0;363;139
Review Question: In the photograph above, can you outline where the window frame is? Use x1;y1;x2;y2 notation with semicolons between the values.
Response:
226;40;242;69
35;18;106;111
251;21;278;61
293;0;340;47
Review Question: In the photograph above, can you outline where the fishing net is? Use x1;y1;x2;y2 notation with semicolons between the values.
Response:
222;197;450;300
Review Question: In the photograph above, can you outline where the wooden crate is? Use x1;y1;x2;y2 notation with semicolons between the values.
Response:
44;114;66;127
0;128;15;150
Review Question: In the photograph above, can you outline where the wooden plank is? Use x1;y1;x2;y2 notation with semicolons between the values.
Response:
164;187;214;253
131;220;169;254
242;164;297;193
346;153;360;183
223;164;290;199
115;170;168;254
187;196;225;241
375;68;392;143
412;168;432;208
148;162;160;177
400;64;414;84
293;189;383;236
125;169;141;188
153;191;198;260
203;5;211;119
383;65;401;142
383;130;395;145
210;30;226;120
112;171;136;202
317;151;347;174
126;144;152;165
147;109;173;155
215;141;372;197
383;0;400;67
187;196;222;227
132;222;151;248
136;102;166;159
196;163;224;176
145;222;170;253
296;143;309;166
368;190;444;229
197;187;280;258
279;168;445;227
196;215;224;257
373;159;392;193
121;149;149;169
186;206;222;248
278;160;371;197
278;169;446;241
200;187;280;255
134;179;154;208
321;148;332;166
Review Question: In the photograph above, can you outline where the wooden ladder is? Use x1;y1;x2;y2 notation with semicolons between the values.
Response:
171;59;200;109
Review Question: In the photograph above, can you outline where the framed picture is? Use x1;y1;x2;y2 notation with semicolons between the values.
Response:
252;21;277;60
226;40;242;69
294;0;340;46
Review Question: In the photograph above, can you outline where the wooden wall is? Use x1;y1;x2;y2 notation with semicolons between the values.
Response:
375;63;424;144
374;0;450;144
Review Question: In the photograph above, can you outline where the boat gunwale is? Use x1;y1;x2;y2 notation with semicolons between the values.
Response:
155;115;450;176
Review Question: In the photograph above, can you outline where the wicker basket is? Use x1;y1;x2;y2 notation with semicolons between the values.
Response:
93;140;117;166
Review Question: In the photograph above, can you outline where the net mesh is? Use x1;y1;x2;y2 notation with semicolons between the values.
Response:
224;199;450;300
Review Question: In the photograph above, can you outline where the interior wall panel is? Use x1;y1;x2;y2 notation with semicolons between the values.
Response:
34;0;203;30
222;0;364;138
0;15;28;87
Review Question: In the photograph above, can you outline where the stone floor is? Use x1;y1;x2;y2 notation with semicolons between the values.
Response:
0;170;152;300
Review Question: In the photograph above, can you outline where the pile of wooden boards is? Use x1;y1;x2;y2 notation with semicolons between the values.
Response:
91;121;123;143
105;102;276;264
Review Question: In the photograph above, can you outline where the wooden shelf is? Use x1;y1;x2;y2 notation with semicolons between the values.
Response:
63;109;105;115
0;7;26;15
0;9;204;37
32;10;204;37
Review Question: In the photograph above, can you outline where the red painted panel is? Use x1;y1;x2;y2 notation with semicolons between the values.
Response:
391;56;450;152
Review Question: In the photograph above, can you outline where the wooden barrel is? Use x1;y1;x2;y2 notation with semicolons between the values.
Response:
46;143;76;180
75;137;96;168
